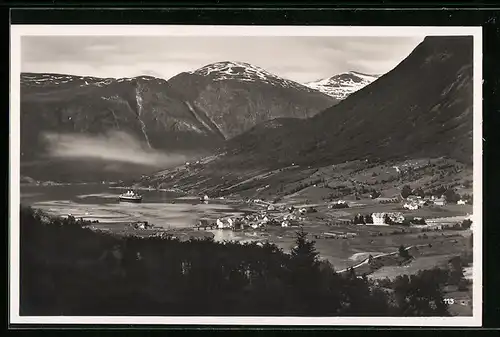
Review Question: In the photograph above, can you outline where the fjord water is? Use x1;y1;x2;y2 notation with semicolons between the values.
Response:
20;184;245;229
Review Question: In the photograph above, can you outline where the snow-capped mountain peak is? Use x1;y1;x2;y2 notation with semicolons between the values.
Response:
305;71;380;100
188;61;318;92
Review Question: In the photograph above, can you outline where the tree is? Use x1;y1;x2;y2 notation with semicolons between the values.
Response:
364;214;374;224
461;219;472;230
288;230;323;313
448;256;464;285
290;229;320;270
398;245;411;260
413;187;425;198
401;185;412;198
444;188;460;203
393;268;450;316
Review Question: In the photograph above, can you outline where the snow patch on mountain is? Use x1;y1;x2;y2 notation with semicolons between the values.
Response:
189;61;318;92
305;71;380;100
21;73;168;88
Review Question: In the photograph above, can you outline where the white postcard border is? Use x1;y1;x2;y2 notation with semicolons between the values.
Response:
9;25;483;326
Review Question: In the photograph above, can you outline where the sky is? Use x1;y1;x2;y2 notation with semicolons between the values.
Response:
21;35;425;83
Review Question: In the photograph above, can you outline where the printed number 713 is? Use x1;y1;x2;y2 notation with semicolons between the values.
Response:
443;298;455;305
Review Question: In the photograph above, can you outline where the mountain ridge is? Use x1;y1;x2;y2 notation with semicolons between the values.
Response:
20;61;337;182
226;36;473;167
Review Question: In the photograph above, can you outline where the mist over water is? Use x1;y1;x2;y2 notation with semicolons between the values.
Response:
42;130;190;169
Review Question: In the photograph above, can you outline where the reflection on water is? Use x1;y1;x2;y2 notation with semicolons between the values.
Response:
20;184;247;229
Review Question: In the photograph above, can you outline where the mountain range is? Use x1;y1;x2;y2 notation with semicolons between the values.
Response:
135;36;473;200
225;36;473;168
20;62;337;181
20;36;473;185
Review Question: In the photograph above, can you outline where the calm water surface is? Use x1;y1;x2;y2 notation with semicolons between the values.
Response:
21;184;248;229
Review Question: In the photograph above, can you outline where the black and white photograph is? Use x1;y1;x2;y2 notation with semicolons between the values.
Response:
9;25;482;326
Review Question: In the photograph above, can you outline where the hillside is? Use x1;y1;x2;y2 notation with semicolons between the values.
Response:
305;71;380;100
167;61;338;138
20;62;336;182
139;36;474;201
227;36;474;168
20;73;226;155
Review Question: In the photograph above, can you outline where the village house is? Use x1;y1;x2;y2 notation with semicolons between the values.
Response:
267;204;276;211
250;222;266;229
407;195;422;202
434;198;447;206
372;213;390;226
216;218;232;229
283;214;297;221
457;199;467;205
403;203;420;210
372;212;405;225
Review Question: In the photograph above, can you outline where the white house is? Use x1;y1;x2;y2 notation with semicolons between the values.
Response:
281;221;289;227
216;218;225;229
217;218;233;229
372;212;404;225
203;195;210;201
434;198;447;206
372;213;388;225
457;200;466;205
267;205;275;211
403;203;420;210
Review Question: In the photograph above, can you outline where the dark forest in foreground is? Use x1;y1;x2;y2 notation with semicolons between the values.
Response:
19;206;469;316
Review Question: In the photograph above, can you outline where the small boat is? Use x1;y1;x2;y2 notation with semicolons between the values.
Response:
119;190;143;203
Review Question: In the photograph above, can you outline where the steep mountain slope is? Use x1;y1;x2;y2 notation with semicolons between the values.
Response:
20;73;226;181
305;71;380;100
20;61;336;182
21;73;227;155
167;61;338;139
226;36;474;168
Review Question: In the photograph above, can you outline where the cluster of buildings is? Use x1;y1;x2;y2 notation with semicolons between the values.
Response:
128;221;155;230
210;205;314;230
402;195;447;210
372;212;405;226
355;212;426;226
